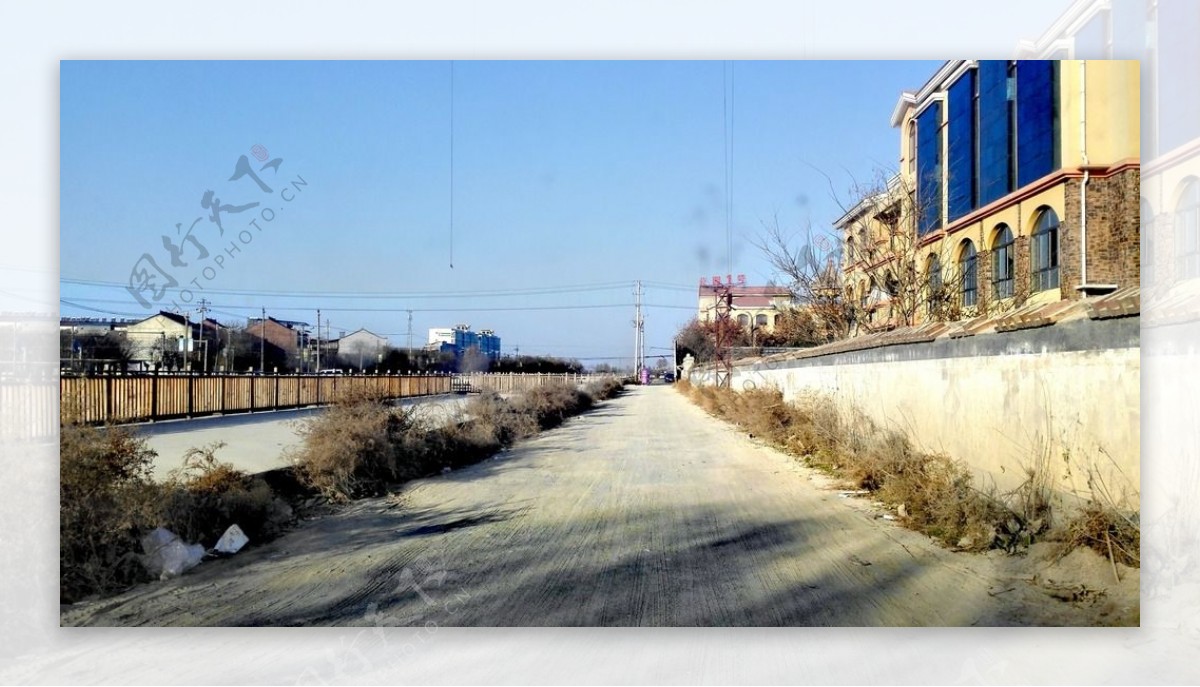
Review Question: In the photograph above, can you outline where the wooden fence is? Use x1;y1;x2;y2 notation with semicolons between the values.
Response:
453;372;603;394
61;374;452;424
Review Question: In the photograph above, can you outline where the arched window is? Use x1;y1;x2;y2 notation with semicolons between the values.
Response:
1031;207;1060;291
992;224;1014;298
1176;179;1200;280
737;313;750;327
960;240;978;307
1142;197;1154;287
774;314;782;327
755;314;768;328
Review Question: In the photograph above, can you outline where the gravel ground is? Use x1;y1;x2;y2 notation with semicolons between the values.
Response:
62;385;1138;626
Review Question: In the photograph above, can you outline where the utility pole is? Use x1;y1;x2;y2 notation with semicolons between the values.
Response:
406;310;413;355
197;298;210;374
632;280;644;377
713;282;734;389
316;309;321;372
184;310;192;372
259;307;266;374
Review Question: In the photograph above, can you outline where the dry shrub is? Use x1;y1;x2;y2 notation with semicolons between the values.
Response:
60;422;161;602
296;381;610;503
584;377;625;401
1063;503;1140;567
291;391;413;501
160;442;291;548
677;382;1018;552
516;383;594;430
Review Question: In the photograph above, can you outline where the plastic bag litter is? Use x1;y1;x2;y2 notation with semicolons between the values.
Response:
214;524;249;555
140;527;205;580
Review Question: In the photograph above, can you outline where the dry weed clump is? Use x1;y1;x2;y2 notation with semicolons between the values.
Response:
676;381;1015;551
62;426;298;603
584;377;625;401
291;391;418;501
1062;503;1140;568
60;422;161;602
160;442;292;547
516;383;594;430
295;380;620;502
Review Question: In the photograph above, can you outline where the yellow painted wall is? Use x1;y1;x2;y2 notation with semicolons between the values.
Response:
1059;60;1140;168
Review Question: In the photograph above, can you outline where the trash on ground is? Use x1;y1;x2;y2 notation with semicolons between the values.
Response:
214;524;249;555
140;527;205;580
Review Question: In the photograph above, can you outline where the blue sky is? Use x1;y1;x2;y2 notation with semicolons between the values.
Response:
60;60;942;365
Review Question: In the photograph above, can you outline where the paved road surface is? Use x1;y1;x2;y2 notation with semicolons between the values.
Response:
64;386;1117;626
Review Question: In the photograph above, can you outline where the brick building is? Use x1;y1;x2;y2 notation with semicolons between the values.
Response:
839;59;1140;332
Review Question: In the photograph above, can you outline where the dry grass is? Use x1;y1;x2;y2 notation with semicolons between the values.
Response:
677;381;1014;551
290;389;411;501
159;442;292;548
1062;503;1140;568
294;379;624;502
61;426;296;603
60;422;161;602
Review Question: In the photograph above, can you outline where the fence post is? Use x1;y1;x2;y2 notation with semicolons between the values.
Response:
187;374;194;418
151;374;159;421
105;376;113;422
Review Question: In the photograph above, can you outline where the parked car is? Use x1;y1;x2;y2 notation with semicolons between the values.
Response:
662;372;675;383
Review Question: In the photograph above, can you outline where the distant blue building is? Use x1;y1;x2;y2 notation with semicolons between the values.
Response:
428;324;501;363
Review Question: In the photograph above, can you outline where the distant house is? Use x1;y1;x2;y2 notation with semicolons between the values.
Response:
337;328;389;368
123;311;223;370
697;282;795;333
246;317;310;360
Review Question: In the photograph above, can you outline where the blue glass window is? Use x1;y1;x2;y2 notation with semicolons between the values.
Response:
1031;207;1060;291
960;240;977;307
916;102;942;236
947;70;975;222
1016;61;1058;188
992;225;1015;298
977;60;1010;206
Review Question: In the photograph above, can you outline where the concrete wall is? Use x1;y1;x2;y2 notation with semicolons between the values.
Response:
691;316;1140;505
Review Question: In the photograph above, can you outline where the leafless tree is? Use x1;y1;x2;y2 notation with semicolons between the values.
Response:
758;168;1005;339
752;216;850;342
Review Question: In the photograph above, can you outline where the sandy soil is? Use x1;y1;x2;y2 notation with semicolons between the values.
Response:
62;385;1138;626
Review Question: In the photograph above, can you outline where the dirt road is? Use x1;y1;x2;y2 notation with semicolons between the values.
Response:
62;386;1136;626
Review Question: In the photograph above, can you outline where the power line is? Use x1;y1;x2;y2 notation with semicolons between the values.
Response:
59;277;636;299
59;297;696;315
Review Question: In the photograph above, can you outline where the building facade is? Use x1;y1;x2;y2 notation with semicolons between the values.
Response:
123;311;224;370
246;317;310;360
697;281;795;334
337;328;389;368
840;59;1140;332
427;324;501;363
